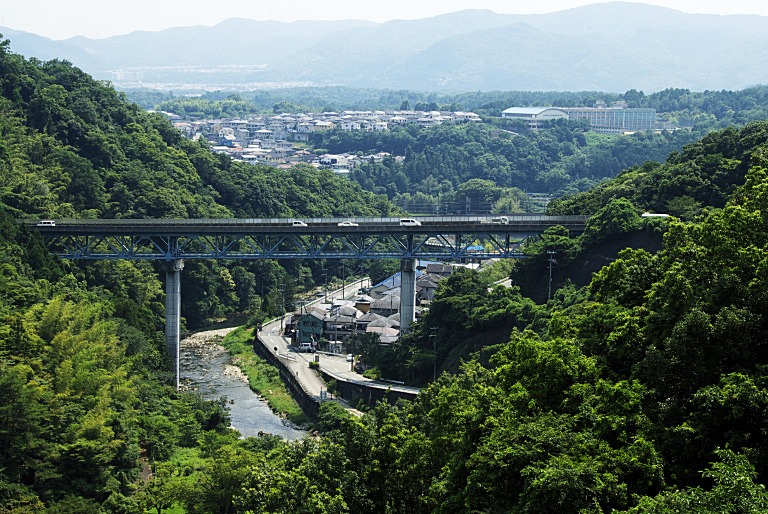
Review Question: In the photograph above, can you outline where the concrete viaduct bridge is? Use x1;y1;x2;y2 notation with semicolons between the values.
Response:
26;214;588;387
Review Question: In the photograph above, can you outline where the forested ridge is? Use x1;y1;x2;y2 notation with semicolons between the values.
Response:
354;121;768;512
3;36;768;512
322;122;696;208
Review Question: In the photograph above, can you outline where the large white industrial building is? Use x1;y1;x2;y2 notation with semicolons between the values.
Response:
502;102;664;134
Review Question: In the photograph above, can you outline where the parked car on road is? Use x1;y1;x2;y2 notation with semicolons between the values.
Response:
297;342;315;352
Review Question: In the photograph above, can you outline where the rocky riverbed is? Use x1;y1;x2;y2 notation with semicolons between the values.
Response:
179;327;306;440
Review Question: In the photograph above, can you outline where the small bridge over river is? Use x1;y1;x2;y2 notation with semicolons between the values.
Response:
26;215;588;387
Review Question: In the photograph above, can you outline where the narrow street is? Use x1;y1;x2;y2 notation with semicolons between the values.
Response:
258;320;326;397
255;277;418;413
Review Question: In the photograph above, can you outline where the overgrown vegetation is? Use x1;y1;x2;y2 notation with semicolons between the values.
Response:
220;326;310;425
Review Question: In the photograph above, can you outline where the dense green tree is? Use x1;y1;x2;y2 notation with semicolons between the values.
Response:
620;449;768;513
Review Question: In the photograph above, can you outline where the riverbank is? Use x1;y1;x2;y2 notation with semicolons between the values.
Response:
218;325;312;426
180;324;309;438
180;327;250;384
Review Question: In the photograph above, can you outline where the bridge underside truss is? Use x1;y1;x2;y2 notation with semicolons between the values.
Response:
43;231;538;261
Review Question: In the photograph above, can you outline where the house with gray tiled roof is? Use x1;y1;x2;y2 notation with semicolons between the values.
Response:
355;311;384;332
424;263;454;276
369;270;423;299
253;128;273;140
365;326;399;343
416;275;441;303
366;316;398;329
371;295;400;317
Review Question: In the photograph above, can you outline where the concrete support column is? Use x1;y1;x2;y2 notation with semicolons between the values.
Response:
165;259;184;389
399;258;417;335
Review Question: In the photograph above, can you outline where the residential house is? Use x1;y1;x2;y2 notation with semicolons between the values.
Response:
416;274;441;304
313;121;335;132
221;119;249;131
365;317;400;343
424;263;454;277
319;154;349;167
324;305;359;342
371;295;400;317
387;115;407;126
353;296;373;314
369;271;423;299
294;308;325;346
340;119;362;131
451;111;482;123
253;129;273;140
173;122;193;137
355;311;384;332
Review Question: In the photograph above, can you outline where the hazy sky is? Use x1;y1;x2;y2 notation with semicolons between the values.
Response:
2;0;767;40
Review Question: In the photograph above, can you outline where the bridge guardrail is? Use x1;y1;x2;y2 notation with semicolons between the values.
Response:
23;214;589;228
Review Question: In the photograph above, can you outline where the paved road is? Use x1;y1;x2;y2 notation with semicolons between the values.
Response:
258;321;325;396
255;278;419;410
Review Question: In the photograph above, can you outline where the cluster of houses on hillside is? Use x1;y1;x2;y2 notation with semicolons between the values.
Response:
286;262;458;351
161;109;481;171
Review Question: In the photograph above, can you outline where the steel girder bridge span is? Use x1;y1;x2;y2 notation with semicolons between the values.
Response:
27;215;588;387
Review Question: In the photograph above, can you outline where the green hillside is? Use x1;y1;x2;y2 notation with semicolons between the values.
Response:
362;122;768;511
2;36;768;512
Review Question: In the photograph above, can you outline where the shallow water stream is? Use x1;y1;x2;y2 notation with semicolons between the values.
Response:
179;328;306;441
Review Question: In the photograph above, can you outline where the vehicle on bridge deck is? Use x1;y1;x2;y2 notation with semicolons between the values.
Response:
337;220;359;226
36;220;56;226
292;220;308;226
481;216;510;224
399;218;421;226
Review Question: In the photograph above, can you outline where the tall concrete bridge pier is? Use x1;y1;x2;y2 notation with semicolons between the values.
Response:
400;258;417;334
164;259;184;389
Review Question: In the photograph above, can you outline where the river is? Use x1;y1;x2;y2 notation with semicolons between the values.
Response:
179;327;307;441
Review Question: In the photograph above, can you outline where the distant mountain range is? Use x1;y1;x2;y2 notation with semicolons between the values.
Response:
3;2;768;92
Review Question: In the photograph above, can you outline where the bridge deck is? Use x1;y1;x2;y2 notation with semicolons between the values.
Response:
24;215;588;260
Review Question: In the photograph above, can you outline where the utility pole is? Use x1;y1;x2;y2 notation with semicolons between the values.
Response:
334;308;339;344
430;327;438;381
547;251;557;301
323;269;328;304
279;285;285;334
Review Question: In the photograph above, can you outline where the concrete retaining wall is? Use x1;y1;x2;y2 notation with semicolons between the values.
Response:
252;337;320;418
319;370;419;408
253;332;418;418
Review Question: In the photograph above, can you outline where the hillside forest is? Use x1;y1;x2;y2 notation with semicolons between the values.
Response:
2;35;768;512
